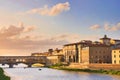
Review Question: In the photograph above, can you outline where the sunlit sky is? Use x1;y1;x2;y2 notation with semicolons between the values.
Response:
0;0;120;56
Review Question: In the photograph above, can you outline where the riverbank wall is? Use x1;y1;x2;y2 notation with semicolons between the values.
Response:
68;63;120;70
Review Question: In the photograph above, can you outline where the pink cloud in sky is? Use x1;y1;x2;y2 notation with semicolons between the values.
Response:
24;2;70;16
104;23;120;31
90;24;101;30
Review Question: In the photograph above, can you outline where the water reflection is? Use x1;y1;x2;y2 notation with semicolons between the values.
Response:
0;63;28;68
3;68;120;80
1;64;120;80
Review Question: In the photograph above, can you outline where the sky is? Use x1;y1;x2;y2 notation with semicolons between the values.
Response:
0;0;120;56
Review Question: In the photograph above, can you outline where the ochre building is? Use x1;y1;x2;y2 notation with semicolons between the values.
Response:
112;49;120;64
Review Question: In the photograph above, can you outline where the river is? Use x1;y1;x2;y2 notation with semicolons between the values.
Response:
1;64;120;80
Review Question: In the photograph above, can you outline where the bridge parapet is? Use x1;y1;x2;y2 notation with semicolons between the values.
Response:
0;56;47;68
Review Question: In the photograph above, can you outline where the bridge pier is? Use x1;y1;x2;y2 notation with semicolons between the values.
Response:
2;64;5;66
28;64;32;67
9;64;14;68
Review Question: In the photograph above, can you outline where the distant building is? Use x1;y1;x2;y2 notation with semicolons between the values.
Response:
100;35;120;46
115;43;120;48
48;49;53;54
52;48;63;55
63;40;112;64
99;35;111;45
63;40;93;63
63;42;78;63
31;52;50;56
112;49;120;64
31;49;65;65
31;35;120;65
110;39;120;45
46;55;64;65
78;43;111;64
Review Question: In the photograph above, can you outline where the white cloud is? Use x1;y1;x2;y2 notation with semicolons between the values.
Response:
23;26;36;32
0;25;24;39
0;23;100;56
24;2;70;16
0;23;82;55
104;23;120;31
50;34;81;43
90;24;101;30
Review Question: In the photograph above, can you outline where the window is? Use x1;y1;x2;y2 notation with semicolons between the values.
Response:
114;55;116;58
119;51;120;53
103;56;105;58
119;55;120;58
114;60;116;64
96;51;97;53
119;60;120;64
99;51;101;53
103;51;105;53
114;51;116;53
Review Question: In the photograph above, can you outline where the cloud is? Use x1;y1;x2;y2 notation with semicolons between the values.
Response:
0;23;99;56
23;26;36;32
0;24;77;55
104;23;120;31
0;25;24;39
50;34;81;43
90;24;101;30
24;2;70;16
89;22;120;31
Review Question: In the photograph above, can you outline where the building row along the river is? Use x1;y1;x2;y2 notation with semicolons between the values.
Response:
31;35;120;65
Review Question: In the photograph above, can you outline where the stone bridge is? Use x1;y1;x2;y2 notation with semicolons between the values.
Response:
0;56;47;68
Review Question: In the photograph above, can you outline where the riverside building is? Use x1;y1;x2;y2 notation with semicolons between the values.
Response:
78;43;111;64
112;49;120;64
63;40;112;64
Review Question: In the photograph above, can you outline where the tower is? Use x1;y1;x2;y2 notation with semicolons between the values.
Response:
100;35;111;45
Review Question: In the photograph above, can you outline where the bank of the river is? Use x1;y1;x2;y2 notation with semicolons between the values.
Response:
49;64;120;75
0;68;10;80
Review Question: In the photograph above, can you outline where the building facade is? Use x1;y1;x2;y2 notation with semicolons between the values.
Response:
52;48;64;55
31;35;117;65
64;40;112;64
112;49;120;64
63;43;78;63
46;55;64;65
99;35;111;45
31;52;50;56
78;44;112;64
100;35;120;46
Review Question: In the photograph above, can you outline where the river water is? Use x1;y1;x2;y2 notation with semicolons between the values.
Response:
1;64;120;80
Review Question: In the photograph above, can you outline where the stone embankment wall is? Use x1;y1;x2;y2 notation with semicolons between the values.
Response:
69;63;120;70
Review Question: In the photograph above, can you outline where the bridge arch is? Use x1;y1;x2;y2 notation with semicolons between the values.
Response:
14;63;28;68
0;56;47;68
32;63;45;67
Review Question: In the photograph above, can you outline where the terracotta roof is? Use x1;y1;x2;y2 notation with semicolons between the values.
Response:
113;39;120;41
64;42;78;46
84;44;110;47
112;48;120;50
64;41;92;46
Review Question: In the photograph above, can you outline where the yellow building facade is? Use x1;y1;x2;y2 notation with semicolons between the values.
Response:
63;43;78;63
112;49;120;64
